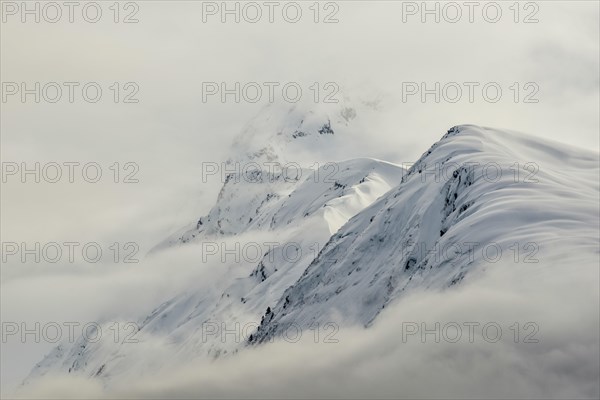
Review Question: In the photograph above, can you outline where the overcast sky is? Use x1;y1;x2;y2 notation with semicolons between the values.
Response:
1;0;599;396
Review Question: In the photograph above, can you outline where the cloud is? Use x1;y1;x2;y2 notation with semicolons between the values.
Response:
14;254;600;399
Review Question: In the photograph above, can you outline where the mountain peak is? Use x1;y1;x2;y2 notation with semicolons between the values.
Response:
228;93;386;166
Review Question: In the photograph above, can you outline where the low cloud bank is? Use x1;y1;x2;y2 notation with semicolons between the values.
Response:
16;253;600;399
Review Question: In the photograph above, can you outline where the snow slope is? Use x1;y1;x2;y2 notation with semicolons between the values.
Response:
249;125;600;343
152;97;393;250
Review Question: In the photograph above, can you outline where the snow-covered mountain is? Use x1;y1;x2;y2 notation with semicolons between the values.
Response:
24;100;407;384
23;106;599;390
249;125;600;343
152;97;392;250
